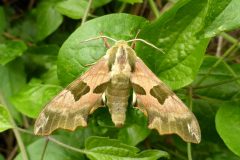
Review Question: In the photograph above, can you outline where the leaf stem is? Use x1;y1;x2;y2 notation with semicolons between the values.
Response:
81;0;93;25
148;0;160;18
195;41;239;87
0;92;29;160
40;138;49;160
48;137;87;154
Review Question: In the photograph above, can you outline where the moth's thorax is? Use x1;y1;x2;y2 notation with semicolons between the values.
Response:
106;40;137;77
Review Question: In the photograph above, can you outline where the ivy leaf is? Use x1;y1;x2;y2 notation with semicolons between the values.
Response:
216;103;240;157
85;136;169;160
36;2;63;41
11;80;62;118
0;105;12;132
203;0;240;38
0;41;27;65
58;13;148;85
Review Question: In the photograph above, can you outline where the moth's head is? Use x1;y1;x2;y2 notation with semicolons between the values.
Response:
106;40;137;69
114;40;129;47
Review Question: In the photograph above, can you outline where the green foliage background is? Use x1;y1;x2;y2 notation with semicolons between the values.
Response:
1;0;240;160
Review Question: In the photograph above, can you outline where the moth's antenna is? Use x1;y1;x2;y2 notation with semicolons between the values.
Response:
131;29;141;49
80;36;117;43
127;38;165;54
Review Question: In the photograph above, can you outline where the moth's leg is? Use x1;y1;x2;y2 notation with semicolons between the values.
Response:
100;32;111;49
131;29;141;49
132;91;137;106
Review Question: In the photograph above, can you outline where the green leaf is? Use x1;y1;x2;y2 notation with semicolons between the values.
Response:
137;0;210;89
0;60;26;123
203;0;240;38
25;44;59;69
118;124;150;146
216;103;240;157
118;0;143;4
7;11;37;42
56;0;88;19
193;56;240;101
11;80;62;118
0;105;12;132
0;154;4;160
36;2;63;41
193;140;240;160
41;65;60;85
85;136;169;160
0;41;27;65
58;13;148;85
118;108;150;146
56;0;111;19
193;99;220;142
192;56;240;142
14;138;72;160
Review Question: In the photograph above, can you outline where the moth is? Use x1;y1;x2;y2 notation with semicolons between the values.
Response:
34;36;201;143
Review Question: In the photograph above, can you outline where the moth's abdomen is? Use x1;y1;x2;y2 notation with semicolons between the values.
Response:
106;74;131;127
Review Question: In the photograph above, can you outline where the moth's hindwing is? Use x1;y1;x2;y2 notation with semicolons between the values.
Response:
130;58;201;143
34;57;110;135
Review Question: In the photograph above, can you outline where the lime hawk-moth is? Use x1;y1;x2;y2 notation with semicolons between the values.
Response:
34;37;201;143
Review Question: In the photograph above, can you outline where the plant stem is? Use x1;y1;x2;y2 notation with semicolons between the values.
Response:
216;36;223;57
0;92;29;160
220;32;240;47
40;138;49;160
81;0;93;25
16;127;35;135
48;137;87;154
223;62;240;85
118;2;127;13
148;0;160;18
187;87;193;160
187;143;192;160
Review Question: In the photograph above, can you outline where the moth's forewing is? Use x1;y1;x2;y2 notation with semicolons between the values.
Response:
130;58;201;143
34;57;110;135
